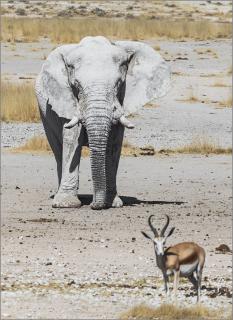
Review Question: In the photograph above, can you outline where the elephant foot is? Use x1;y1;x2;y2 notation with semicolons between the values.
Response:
112;195;123;208
52;192;81;208
90;195;123;210
90;201;106;210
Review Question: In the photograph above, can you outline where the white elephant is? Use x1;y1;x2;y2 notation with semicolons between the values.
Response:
35;36;170;210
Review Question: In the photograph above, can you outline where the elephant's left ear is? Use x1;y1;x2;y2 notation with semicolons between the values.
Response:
114;41;171;115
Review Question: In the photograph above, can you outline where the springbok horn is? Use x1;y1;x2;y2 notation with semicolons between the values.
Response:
160;215;170;237
64;116;79;129
148;215;159;237
119;115;135;129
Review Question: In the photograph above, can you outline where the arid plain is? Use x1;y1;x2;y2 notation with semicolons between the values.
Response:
1;1;232;319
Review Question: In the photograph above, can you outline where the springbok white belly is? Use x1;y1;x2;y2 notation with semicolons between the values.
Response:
180;261;198;276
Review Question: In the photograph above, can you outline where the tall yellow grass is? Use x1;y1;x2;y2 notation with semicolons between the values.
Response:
1;82;40;122
218;92;232;108
2;17;232;43
11;136;51;153
120;304;231;320
173;137;232;155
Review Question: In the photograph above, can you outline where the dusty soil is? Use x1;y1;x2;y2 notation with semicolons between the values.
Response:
1;152;232;319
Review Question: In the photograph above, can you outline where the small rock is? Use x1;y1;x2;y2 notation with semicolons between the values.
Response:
219;287;232;298
139;146;155;156
215;244;232;254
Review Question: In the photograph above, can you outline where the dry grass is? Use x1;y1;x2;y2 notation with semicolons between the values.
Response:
169;137;232;155
195;47;218;59
186;94;199;103
218;94;232;108
144;102;159;109
11;136;232;156
121;140;140;156
200;73;218;78
120;304;231;320
1;82;40;122
178;88;200;103
153;45;161;51
211;80;230;87
227;66;232;75
11;136;51;154
11;136;90;156
2;17;232;43
1;7;9;15
172;71;185;76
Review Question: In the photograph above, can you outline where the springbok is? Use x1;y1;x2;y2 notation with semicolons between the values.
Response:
141;215;205;302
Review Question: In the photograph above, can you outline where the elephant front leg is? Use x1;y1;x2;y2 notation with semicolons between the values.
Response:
52;125;84;208
105;125;124;208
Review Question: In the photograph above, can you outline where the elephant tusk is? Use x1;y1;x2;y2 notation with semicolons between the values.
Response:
119;115;135;129
64;116;80;129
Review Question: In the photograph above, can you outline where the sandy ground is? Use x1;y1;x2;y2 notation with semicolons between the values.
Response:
1;152;232;319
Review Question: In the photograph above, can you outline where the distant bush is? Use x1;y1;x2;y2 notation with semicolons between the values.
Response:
15;8;26;16
91;7;106;17
1;7;9;14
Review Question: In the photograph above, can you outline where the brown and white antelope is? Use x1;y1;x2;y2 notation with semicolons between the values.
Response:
142;215;205;302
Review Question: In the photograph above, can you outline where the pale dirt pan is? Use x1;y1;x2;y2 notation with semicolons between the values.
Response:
1;153;232;318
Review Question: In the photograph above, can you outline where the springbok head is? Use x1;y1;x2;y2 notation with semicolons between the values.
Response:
141;215;175;256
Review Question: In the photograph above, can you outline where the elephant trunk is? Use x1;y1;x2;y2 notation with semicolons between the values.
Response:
85;103;111;209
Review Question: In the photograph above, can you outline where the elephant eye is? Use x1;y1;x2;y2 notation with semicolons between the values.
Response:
67;64;74;69
71;82;80;100
119;63;127;74
74;79;80;87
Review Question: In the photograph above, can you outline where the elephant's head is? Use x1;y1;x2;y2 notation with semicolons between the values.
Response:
39;36;170;209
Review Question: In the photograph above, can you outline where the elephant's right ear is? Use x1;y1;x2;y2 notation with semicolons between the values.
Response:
36;45;79;119
114;41;171;116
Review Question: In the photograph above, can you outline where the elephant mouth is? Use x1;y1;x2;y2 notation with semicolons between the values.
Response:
65;99;135;130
